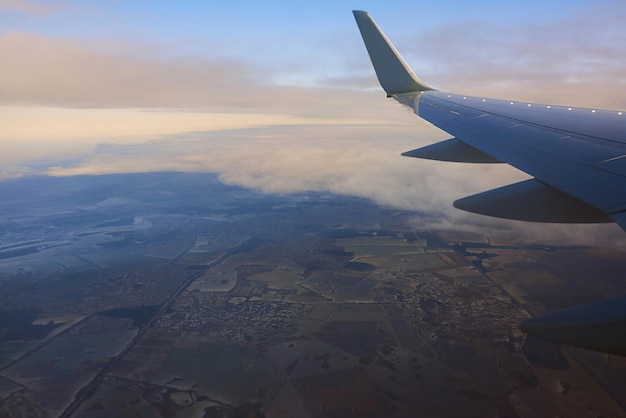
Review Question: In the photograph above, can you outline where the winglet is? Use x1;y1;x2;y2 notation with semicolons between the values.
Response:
353;10;432;95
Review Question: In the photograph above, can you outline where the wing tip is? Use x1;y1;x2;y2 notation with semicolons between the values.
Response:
352;10;431;94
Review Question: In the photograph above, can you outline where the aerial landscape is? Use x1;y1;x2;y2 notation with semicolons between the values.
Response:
2;1;626;417
1;172;626;417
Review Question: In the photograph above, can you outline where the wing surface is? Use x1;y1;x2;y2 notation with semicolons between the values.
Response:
353;10;626;230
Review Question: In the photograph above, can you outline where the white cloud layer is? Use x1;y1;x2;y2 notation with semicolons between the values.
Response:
42;123;626;246
45;123;516;211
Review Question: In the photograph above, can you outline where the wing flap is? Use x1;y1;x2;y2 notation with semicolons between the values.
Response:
453;179;613;223
610;211;626;232
520;296;626;356
402;138;502;163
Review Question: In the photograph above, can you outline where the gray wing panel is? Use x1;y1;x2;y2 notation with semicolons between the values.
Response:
402;138;502;163
421;93;626;142
453;179;612;223
417;92;626;214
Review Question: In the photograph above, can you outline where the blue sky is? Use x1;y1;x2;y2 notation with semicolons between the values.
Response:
0;0;609;84
1;0;626;242
1;1;596;39
2;0;623;92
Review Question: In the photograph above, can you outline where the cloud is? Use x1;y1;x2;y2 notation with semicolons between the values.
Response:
411;211;626;249
0;31;404;121
44;123;526;214
0;106;381;141
0;31;256;109
0;165;32;181
42;122;626;246
0;106;385;164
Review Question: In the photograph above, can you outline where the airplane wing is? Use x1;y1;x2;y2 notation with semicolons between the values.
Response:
353;10;626;356
353;10;626;230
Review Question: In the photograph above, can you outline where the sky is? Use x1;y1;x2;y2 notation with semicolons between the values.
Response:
2;0;626;244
